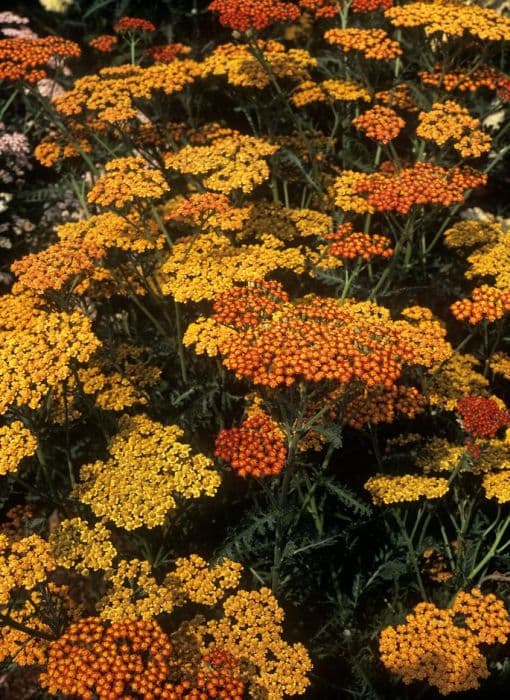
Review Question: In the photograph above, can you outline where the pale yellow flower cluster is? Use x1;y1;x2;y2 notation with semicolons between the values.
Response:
74;414;221;529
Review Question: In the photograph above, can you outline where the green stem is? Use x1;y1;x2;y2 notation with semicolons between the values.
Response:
394;509;428;600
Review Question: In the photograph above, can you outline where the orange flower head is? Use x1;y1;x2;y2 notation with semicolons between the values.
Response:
209;0;301;31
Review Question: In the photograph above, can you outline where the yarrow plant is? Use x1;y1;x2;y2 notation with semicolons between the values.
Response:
0;0;509;697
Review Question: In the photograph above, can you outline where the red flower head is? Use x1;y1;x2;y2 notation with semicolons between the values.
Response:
113;16;156;33
457;396;510;439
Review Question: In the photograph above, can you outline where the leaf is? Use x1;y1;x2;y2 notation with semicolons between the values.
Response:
322;479;372;517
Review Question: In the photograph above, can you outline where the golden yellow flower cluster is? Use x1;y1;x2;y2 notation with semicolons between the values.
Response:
417;101;492;158
77;344;161;412
164;132;278;194
0;303;100;413
172;554;242;605
380;591;510;694
490;352;510;380
332;170;374;214
454;589;510;644
0;421;37;476
74;414;221;529
241;201;333;241
57;211;165;253
199;587;312;699
444;219;502;249
97;558;178;621
483;471;510;503
426;353;489;410
385;1;510;42
158;232;304;302
183;316;237;357
364;474;449;505
49;517;117;574
463;227;510;291
415;437;465;473
0;585;74;667
0;533;56;605
34;134;93;167
325;28;402;60
54;60;202;122
87;156;170;208
203;40;316;88
291;79;371;107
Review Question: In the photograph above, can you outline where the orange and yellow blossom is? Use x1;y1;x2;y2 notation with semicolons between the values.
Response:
379;591;510;694
385;1;510;42
185;282;451;389
451;285;510;324
333;163;486;215
325;28;402;60
54;60;202;122
352;105;405;144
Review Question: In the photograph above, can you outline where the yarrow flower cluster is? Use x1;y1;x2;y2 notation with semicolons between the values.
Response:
185;281;451;389
74;414;221;530
364;474;449;504
0;420;37;476
451;285;510;324
417;101;492;158
324;223;393;260
215;408;288;477
325;28;402;60
334;163;486;215
457;396;510;439
352;105;405;143
87;156;170;208
0;35;80;82
379;591;510;694
208;0;301;32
